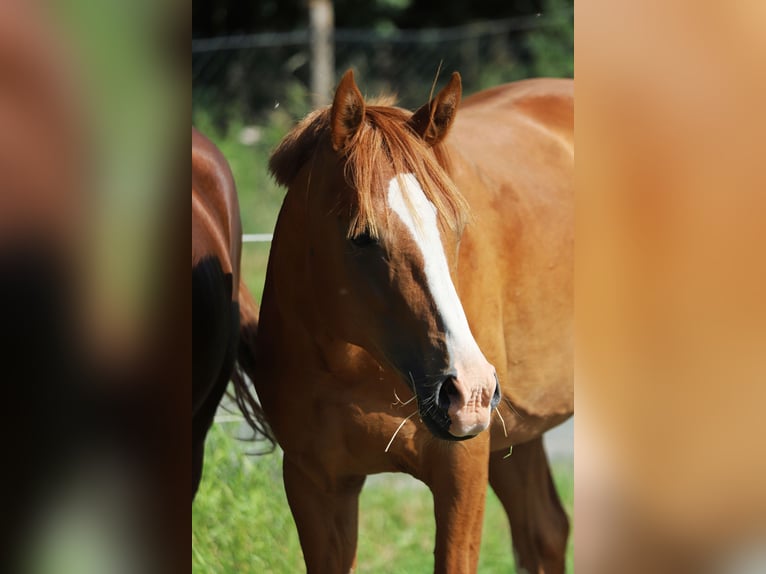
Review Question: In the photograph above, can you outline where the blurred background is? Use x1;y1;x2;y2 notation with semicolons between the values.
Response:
192;1;573;572
193;0;573;127
191;0;573;302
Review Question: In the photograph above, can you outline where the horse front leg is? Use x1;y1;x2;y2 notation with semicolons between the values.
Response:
283;456;365;573
489;436;569;574
422;435;491;574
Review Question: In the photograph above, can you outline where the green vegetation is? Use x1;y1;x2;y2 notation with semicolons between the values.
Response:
192;422;573;573
525;0;574;78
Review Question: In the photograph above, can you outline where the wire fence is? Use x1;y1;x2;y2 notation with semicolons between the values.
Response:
192;11;573;127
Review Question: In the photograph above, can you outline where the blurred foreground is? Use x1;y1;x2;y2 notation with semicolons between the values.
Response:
0;1;185;572
576;1;766;571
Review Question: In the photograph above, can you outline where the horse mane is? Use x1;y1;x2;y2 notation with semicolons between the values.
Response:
269;97;470;239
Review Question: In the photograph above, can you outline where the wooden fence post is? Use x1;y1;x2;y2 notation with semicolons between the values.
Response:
309;0;334;107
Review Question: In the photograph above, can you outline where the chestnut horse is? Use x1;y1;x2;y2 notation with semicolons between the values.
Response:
255;71;573;572
192;127;268;499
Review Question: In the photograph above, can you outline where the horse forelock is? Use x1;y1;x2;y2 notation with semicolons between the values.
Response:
268;102;470;240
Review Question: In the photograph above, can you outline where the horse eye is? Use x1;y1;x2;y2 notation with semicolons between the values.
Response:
350;230;377;248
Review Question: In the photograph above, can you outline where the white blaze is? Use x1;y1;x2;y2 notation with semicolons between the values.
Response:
386;173;486;371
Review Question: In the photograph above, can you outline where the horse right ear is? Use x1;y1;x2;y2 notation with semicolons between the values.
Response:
408;72;462;147
330;69;366;152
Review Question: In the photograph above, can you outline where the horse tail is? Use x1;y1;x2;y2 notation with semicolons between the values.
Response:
229;278;276;449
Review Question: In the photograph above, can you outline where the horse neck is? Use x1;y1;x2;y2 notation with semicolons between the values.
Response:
261;185;341;358
261;189;307;312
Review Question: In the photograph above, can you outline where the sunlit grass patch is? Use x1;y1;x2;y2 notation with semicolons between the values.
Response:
193;422;573;573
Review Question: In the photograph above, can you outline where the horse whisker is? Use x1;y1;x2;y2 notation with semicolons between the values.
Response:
384;410;418;453
494;408;508;438
392;389;417;407
402;395;417;406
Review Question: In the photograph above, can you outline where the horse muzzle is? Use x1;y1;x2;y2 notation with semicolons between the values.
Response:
420;372;501;441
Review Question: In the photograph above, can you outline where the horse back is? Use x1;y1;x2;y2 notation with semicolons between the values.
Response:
460;78;572;142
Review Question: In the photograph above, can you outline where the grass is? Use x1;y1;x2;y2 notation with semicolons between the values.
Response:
192;422;573;573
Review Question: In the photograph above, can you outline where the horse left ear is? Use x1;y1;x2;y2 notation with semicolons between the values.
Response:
330;69;366;152
408;72;462;147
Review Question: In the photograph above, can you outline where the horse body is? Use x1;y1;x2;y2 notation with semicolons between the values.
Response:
192;127;272;500
191;127;243;498
255;73;572;572
192;128;242;499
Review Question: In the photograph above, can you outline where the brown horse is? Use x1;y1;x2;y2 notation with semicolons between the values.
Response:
192;127;268;499
255;71;573;572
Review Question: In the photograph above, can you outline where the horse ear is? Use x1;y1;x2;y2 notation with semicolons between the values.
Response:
330;69;366;152
408;72;462;147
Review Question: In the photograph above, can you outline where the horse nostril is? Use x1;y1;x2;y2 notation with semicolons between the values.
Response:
491;375;501;409
437;377;459;411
